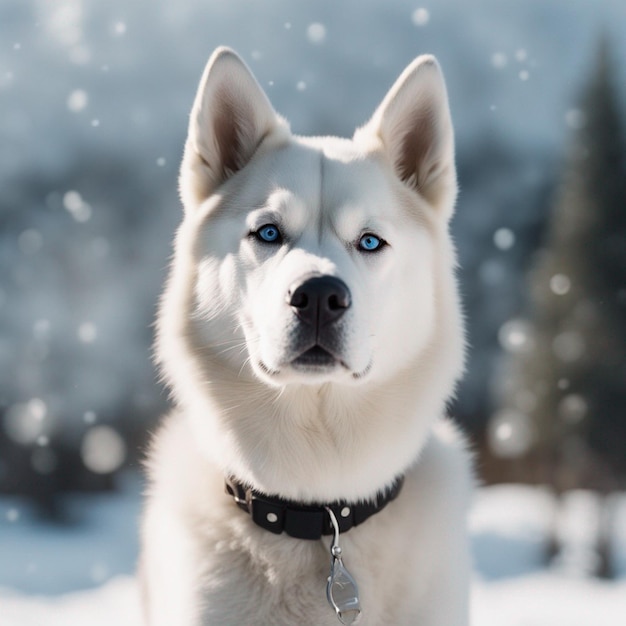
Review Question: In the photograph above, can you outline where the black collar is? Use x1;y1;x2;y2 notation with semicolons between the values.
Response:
225;475;404;540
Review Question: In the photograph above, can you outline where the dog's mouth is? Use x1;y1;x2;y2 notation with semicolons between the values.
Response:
257;346;339;377
291;345;338;370
257;346;372;381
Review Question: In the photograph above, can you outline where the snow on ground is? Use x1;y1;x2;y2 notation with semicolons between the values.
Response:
4;573;626;626
470;486;626;626
473;574;626;626
1;578;141;626
0;474;141;595
1;481;626;625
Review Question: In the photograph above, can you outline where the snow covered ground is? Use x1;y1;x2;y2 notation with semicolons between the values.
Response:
1;480;625;625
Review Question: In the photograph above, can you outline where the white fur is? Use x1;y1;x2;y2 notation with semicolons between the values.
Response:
141;47;473;625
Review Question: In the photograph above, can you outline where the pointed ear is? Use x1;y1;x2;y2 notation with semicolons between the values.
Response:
356;55;457;217
180;47;289;210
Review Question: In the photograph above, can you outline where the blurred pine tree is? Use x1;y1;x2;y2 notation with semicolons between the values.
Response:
491;36;626;492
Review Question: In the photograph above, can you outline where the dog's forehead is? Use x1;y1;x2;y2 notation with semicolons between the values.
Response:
210;136;406;237
261;138;394;224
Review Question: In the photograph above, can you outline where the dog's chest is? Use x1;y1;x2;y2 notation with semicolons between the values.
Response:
193;513;420;626
198;550;336;625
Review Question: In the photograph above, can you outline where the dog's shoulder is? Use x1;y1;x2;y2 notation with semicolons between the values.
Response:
406;417;475;517
143;412;223;515
143;411;189;485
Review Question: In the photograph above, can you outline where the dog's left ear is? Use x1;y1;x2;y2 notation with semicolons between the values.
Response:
180;47;289;211
356;55;457;218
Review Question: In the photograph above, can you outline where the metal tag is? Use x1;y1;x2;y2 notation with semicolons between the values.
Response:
325;507;362;625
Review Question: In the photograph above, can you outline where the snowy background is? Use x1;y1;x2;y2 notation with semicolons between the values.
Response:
1;0;626;623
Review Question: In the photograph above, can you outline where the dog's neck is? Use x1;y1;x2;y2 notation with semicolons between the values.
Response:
183;355;451;504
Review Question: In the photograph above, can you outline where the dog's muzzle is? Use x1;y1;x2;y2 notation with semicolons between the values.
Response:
286;275;351;366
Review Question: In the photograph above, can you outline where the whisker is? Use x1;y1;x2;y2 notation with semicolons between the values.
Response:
238;355;253;378
215;342;249;357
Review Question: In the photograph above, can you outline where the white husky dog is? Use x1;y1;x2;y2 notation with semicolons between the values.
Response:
141;47;472;626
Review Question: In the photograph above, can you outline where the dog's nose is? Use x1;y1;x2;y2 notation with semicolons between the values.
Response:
287;275;351;327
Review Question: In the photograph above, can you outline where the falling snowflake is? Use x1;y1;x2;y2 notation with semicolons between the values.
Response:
67;89;88;112
112;21;127;36
558;394;588;424
306;23;326;44
81;425;126;474
488;409;534;458
411;8;430;26
493;228;515;251
3;399;48;445
550;274;571;296
78;322;98;344
491;52;508;69
498;319;534;353
63;190;92;222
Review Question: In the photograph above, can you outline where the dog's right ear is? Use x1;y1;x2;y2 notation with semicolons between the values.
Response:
355;55;457;219
180;47;289;211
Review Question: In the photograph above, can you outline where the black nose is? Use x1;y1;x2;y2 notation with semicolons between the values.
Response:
287;275;351;327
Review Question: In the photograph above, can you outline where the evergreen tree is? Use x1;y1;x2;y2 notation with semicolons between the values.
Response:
492;37;626;492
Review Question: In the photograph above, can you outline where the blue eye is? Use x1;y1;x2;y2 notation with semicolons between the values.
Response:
255;224;282;244
358;233;385;252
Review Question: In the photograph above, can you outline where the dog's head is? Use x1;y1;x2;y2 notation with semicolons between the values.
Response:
159;47;462;397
